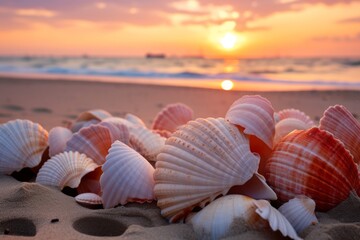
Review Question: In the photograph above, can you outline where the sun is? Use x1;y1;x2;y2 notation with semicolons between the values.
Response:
221;80;234;91
220;32;237;50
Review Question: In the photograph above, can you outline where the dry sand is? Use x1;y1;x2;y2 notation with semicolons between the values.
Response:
0;76;360;239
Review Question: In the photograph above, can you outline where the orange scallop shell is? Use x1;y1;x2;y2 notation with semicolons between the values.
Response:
265;127;360;211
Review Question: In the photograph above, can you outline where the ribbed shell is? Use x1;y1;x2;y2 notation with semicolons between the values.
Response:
319;105;360;164
65;124;113;165
0;119;48;174
36;151;98;189
100;141;155;208
274;118;312;146
225;95;275;149
275;108;314;126
154;117;265;222
125;113;146;127
76;109;112;122
278;195;318;233
190;195;299;240
75;193;103;208
48;126;72;157
265;127;360;211
152;103;194;133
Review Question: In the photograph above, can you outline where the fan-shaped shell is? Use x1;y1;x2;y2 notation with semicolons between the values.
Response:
0;119;48;174
190;195;299;240
36;151;98;189
76;109;112;122
278;195;318;233
75;193;103;208
125;113;146;127
154;117;276;223
265;127;360;211
100;141;155;208
319;105;360;164
48;126;72;157
152;103;194;133
65;123;129;165
275;108;314;126
225;95;275;149
274;118;312;146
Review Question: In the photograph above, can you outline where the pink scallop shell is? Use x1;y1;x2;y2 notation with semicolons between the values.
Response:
152;103;194;133
225;95;275;149
319;105;360;164
265;127;360;211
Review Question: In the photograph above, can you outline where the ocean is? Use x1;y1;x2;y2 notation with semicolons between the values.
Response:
0;56;359;91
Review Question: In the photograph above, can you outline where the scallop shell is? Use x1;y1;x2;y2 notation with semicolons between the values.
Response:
124;113;146;127
274;118;313;146
76;109;112;122
71;119;100;133
75;193;103;208
36;151;98;189
65;122;129;165
0;119;48;174
278;195;318;233
265;127;360;211
275;108;314;126
319;105;360;164
225;95;275;149
154;117;276;223
152;103;194;133
190;195;299;240
48;126;72;157
100;141;155;208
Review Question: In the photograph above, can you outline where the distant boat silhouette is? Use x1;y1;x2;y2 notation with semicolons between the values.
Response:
145;53;166;59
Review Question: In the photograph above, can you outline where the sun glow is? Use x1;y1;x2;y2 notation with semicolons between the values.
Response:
220;32;237;50
221;80;234;90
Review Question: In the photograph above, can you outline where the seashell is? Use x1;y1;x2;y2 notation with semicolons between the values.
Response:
75;193;103;209
48;126;72;157
0;119;48;174
77;166;102;195
154;117;276;223
65;124;116;165
152;103;194;133
129;125;166;162
275;108;314;126
36;151;99;189
225;95;275;150
152;129;172;138
125;113;146;127
278;195;318;234
265;127;360;211
71;119;99;133
100;141;155;208
274;118;313;146
190;195;300;240
98;121;130;146
76;109;112;122
319;105;360;164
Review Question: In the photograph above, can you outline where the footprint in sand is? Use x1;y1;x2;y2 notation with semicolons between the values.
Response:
31;107;52;114
2;104;24;112
0;218;36;237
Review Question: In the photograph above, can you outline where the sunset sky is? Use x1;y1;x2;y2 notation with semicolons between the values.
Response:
0;0;359;58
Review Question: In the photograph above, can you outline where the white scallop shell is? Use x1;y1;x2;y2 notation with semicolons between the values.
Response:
152;103;193;133
320;105;360;164
125;113;146;127
225;95;275;149
75;193;103;208
100;141;155;208
190;195;300;240
278;195;318;233
36;151;99;189
0;119;48;174
48;126;72;157
275;108;314;125
274;118;312;146
154;117;276;222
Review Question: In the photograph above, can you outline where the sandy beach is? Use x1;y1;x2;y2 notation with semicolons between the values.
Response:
0;76;360;239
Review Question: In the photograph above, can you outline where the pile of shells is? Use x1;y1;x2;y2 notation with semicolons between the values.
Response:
1;96;359;240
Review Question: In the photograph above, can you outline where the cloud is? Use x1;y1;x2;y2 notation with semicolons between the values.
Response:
338;16;360;23
313;32;360;42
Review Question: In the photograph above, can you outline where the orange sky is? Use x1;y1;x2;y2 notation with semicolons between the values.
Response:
0;0;359;58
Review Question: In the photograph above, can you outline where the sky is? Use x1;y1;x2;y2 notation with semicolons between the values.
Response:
0;0;359;58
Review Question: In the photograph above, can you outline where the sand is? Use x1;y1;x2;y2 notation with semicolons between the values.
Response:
0;76;360;239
